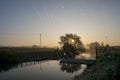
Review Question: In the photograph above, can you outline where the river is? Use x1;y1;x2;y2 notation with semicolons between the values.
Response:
0;52;95;80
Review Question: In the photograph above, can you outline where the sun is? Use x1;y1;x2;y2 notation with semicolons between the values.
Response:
69;39;75;44
71;39;75;43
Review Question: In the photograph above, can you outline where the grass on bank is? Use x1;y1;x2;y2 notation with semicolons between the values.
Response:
74;51;120;80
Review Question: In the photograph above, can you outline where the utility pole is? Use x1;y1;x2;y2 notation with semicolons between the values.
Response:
40;33;41;47
106;36;108;45
95;42;98;58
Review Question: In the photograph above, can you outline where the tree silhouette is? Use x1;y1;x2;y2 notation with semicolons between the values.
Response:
88;42;100;49
59;33;86;56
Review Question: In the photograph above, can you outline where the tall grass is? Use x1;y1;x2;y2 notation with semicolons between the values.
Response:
73;47;120;80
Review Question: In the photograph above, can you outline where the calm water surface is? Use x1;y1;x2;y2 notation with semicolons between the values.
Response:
0;60;87;80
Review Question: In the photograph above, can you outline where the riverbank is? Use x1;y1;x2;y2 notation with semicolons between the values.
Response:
0;49;58;72
74;46;120;80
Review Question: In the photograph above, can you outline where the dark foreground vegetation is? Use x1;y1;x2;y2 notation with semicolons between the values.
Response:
0;51;18;71
74;46;120;80
0;48;58;72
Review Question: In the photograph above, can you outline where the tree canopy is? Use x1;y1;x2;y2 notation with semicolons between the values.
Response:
59;33;86;56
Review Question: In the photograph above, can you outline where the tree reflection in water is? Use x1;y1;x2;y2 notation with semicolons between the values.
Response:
60;63;81;73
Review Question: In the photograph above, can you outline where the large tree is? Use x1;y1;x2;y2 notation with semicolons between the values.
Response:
59;33;86;56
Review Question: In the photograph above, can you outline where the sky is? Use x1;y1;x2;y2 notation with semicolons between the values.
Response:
0;0;120;47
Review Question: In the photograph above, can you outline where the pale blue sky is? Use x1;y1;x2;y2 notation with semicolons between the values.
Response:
0;0;120;46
